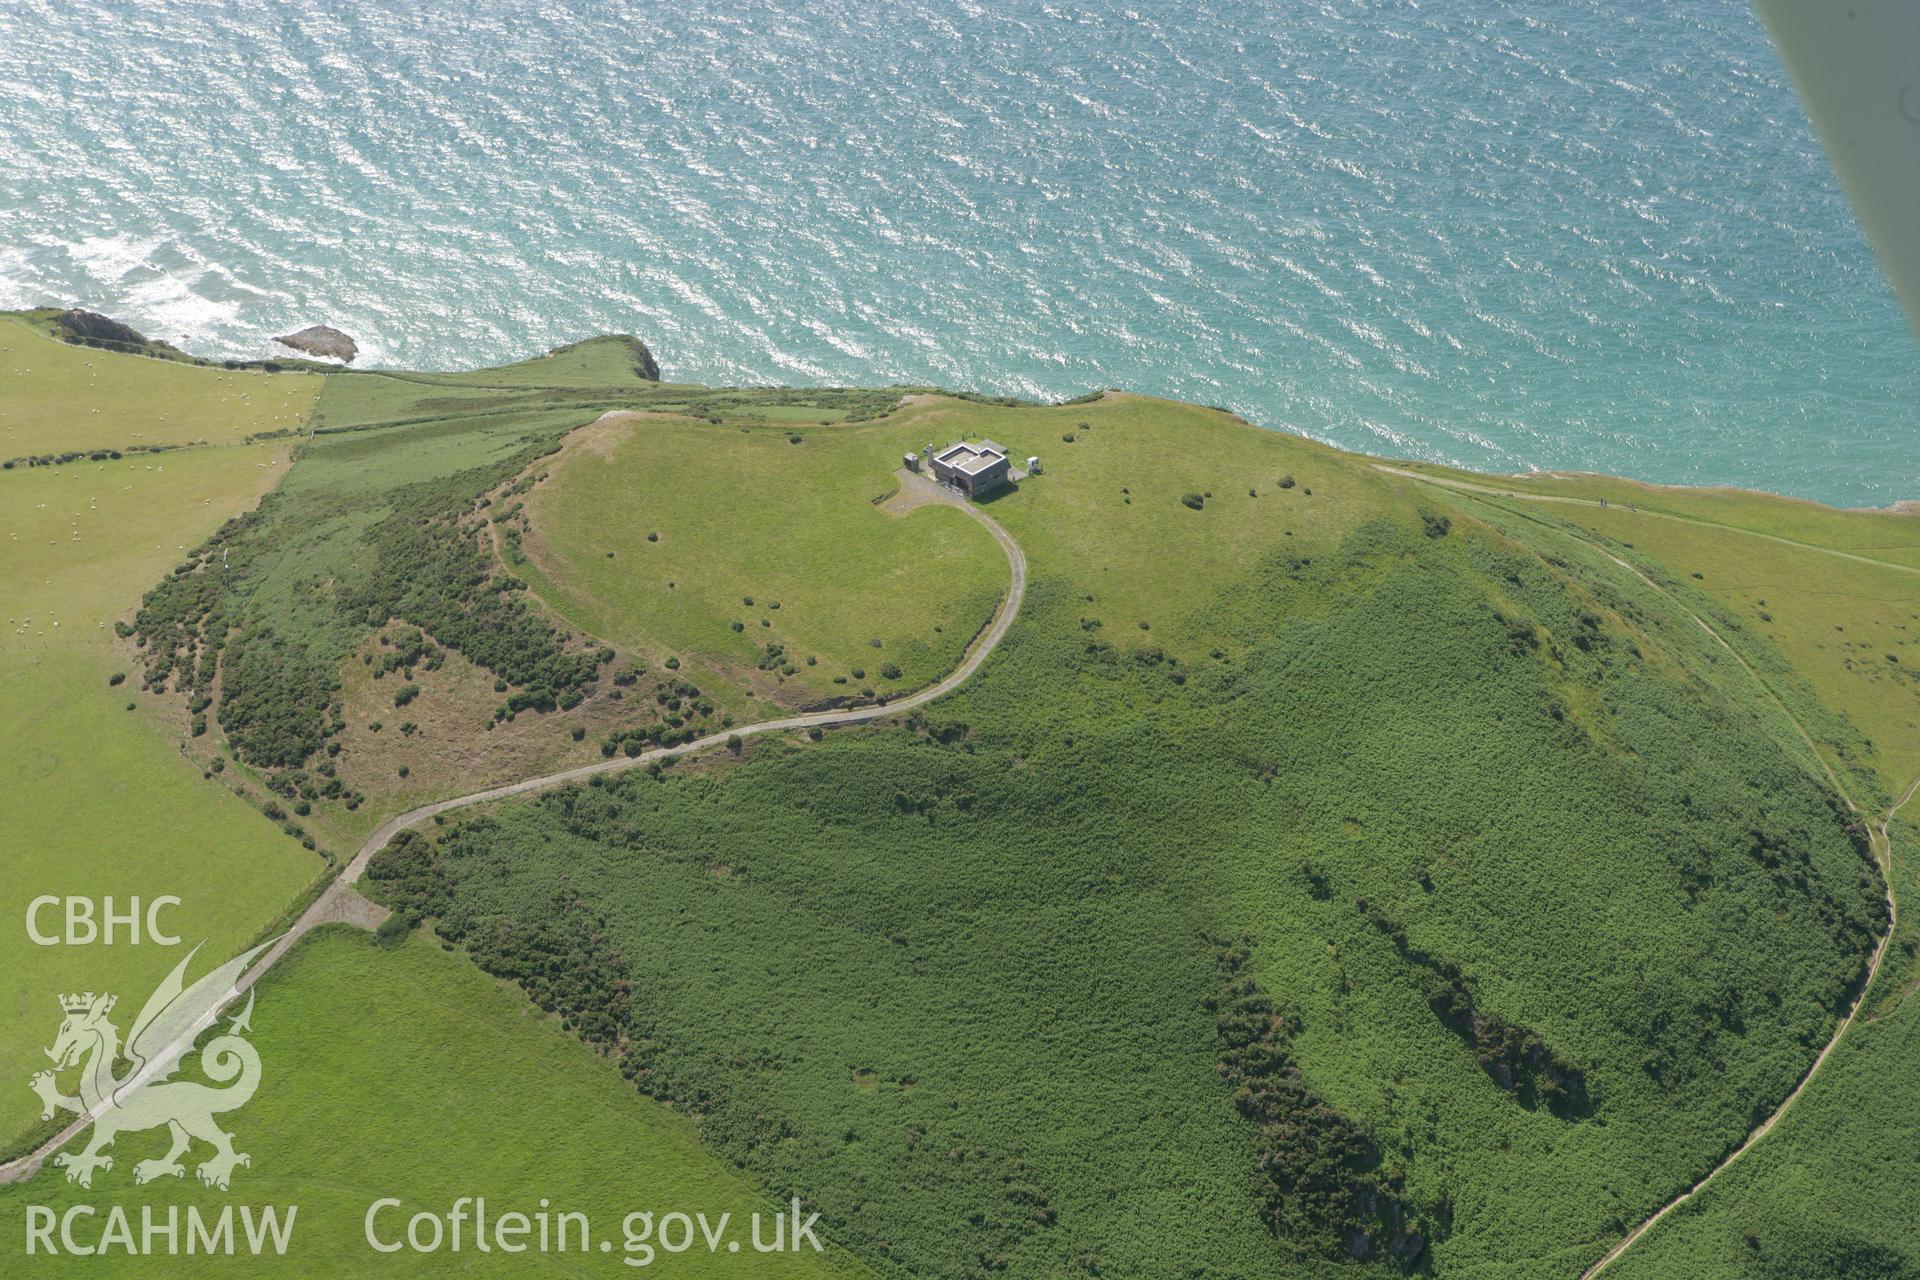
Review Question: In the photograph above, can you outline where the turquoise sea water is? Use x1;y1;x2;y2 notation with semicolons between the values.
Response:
0;1;1912;504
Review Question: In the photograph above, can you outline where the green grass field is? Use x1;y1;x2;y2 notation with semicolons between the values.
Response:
515;412;1005;711
0;317;318;458
2;441;291;636
0;928;865;1277
0;442;324;1152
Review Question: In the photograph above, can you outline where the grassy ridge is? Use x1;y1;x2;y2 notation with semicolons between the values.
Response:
1528;500;1915;793
1376;461;1920;795
892;393;1409;646
367;395;1888;1278
1384;467;1920;571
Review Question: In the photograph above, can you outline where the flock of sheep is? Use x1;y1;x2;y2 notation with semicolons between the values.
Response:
4;358;304;640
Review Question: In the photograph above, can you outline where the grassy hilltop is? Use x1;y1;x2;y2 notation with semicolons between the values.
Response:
2;312;1916;1279
513;410;1005;714
369;394;1901;1278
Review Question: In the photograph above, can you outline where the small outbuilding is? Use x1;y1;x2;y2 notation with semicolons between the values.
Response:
929;439;1011;498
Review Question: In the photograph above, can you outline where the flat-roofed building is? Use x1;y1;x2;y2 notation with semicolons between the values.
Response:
928;439;1011;498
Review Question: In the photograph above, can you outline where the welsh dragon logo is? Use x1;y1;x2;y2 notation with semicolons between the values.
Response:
30;939;275;1190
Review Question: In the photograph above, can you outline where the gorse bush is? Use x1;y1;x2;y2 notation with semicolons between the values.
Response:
1360;902;1587;1116
1207;934;1438;1266
129;400;603;770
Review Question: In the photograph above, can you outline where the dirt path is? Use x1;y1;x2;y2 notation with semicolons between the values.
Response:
0;470;1025;1186
1375;464;1912;1278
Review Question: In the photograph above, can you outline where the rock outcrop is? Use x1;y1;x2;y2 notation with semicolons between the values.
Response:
274;325;358;363
622;335;661;382
55;309;150;347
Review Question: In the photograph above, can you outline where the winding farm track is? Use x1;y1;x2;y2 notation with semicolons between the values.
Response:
1375;464;1918;1278
0;471;1025;1185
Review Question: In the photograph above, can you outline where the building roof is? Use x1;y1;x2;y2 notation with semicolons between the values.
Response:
932;440;1009;476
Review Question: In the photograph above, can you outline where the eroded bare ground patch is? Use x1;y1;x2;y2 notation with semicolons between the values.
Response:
568;408;659;458
324;622;705;841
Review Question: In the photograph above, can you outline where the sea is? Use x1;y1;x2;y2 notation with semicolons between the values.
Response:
0;0;1913;505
